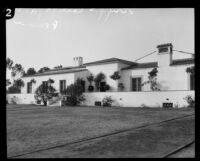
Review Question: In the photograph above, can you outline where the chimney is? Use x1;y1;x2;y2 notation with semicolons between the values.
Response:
73;57;83;66
157;43;173;67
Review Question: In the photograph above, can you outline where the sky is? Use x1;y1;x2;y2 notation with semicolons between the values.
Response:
6;8;194;72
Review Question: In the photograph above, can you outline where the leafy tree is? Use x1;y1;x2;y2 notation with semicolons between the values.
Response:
6;79;11;86
54;65;63;69
63;78;85;106
13;79;25;88
6;57;13;70
26;68;36;75
142;68;160;91
87;74;94;92
11;64;25;78
34;79;56;106
7;79;24;94
38;67;50;73
94;72;105;90
110;71;121;80
186;66;195;75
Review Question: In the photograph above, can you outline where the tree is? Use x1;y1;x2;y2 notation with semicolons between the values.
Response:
142;68;160;91
63;78;85;106
94;72;105;91
54;65;63;69
7;79;24;94
186;66;195;75
35;79;56;106
6;79;11;86
87;74;94;92
11;64;25;78
110;71;121;80
6;57;13;70
26;68;36;75
38;67;50;73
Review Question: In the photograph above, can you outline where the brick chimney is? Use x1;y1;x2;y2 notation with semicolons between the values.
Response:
73;57;83;66
157;43;173;67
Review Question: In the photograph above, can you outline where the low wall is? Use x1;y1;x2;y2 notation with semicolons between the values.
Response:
7;94;36;104
82;91;195;108
7;90;195;108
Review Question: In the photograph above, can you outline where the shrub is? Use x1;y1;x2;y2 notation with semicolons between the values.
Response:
94;72;105;90
102;96;114;107
62;78;85;106
110;71;121;80
34;79;56;106
88;85;94;92
184;95;195;108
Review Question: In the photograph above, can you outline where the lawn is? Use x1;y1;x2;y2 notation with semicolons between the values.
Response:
6;104;194;157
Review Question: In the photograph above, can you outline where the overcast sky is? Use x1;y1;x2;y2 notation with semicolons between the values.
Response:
6;8;194;71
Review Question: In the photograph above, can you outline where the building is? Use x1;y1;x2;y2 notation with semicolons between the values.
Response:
21;43;194;94
8;43;195;107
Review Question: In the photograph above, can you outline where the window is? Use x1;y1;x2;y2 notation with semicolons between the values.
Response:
132;77;142;91
27;82;32;93
81;80;85;92
60;80;66;93
190;74;195;90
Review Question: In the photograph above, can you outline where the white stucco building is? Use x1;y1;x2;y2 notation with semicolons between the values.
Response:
8;43;195;107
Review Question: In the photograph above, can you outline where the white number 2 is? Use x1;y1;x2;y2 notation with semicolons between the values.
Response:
6;8;12;17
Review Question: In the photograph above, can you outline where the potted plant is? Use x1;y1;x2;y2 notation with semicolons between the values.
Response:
87;74;94;92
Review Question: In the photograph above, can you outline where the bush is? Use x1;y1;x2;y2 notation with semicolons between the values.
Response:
102;96;114;107
34;80;56;106
62;78;85;106
88;85;94;92
184;95;195;108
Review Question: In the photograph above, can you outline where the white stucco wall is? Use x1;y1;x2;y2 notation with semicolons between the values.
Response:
7;90;194;108
86;63;119;92
21;73;75;94
83;91;194;108
121;64;194;92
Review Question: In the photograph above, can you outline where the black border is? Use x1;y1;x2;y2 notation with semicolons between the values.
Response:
1;0;199;160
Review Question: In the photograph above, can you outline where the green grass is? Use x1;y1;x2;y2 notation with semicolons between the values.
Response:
7;104;194;157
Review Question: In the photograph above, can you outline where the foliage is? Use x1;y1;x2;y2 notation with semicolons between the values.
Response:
30;78;36;84
13;79;25;88
26;68;36;75
54;65;63;69
186;66;195;75
102;96;114;107
94;72;106;90
118;83;125;89
48;78;55;84
6;57;13;70
110;71;121;80
104;84;110;91
62;78;85;106
38;67;50;73
87;74;94;92
87;74;94;85
34;79;56;106
142;68;160;91
6;79;11;86
88;85;94;92
184;95;195;108
11;64;25;78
